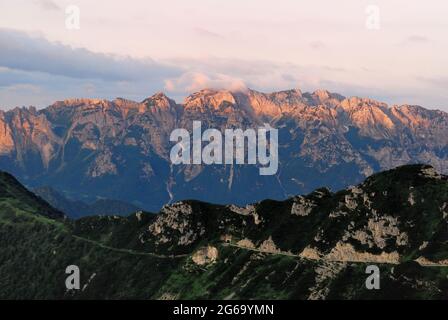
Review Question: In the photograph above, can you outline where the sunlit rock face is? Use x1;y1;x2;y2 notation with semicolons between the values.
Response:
1;88;448;211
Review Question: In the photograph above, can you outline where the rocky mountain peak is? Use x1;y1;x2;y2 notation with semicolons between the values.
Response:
292;88;303;96
340;96;388;110
302;89;345;106
183;89;237;112
313;89;332;100
54;98;107;108
142;91;176;109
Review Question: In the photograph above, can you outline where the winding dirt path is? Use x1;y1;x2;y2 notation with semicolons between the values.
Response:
73;235;189;259
224;242;448;267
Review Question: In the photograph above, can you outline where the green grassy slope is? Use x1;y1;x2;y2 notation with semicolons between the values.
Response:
0;165;447;299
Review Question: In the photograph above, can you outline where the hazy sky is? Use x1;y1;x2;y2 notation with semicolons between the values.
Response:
0;0;447;110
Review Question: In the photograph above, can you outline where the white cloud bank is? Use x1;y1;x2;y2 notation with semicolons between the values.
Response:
0;26;447;110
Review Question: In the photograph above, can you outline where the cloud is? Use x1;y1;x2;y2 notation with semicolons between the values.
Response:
417;76;448;88
2;83;42;94
0;28;182;82
165;72;247;94
164;56;350;95
0;67;169;109
194;28;225;39
309;41;326;50
33;0;61;11
406;35;430;44
0;28;446;111
163;56;448;110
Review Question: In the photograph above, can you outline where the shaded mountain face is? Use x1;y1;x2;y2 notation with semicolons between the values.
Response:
0;171;64;220
1;88;448;211
32;186;141;219
0;164;447;299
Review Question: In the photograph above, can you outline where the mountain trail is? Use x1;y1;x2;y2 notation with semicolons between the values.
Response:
224;242;448;268
72;235;188;259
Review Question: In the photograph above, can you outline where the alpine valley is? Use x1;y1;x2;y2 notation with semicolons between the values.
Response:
1;88;448;212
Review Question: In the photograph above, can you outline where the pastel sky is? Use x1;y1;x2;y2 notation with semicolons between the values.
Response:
0;0;447;110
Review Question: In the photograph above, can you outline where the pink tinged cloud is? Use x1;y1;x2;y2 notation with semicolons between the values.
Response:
164;72;247;94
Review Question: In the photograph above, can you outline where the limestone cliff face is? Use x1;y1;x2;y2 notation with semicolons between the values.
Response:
0;88;447;210
0;107;61;169
0;113;14;155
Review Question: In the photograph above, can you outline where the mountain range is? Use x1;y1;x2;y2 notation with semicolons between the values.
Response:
0;164;447;299
1;88;448;211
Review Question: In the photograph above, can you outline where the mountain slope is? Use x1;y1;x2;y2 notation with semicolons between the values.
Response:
0;171;63;220
0;164;447;299
0;171;175;299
